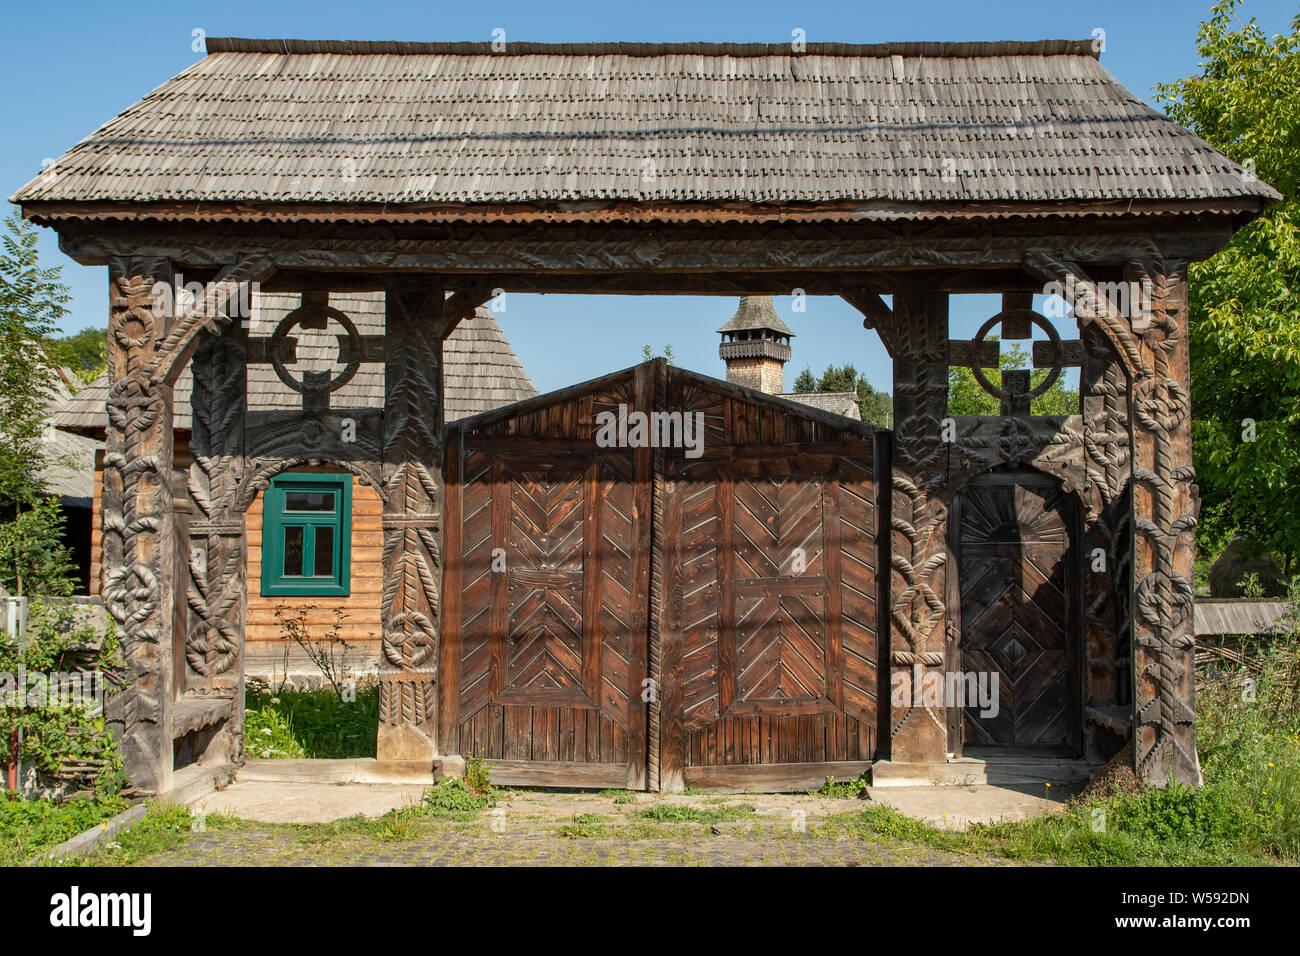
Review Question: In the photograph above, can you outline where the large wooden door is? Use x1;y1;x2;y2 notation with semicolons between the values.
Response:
659;372;883;791
441;362;885;791
954;473;1080;751
440;368;652;789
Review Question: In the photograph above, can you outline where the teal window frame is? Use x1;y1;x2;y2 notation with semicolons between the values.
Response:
261;472;352;597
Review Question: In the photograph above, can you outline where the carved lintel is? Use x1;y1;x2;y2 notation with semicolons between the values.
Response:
948;415;1086;497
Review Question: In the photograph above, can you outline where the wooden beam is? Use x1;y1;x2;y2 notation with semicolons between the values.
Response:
842;290;898;355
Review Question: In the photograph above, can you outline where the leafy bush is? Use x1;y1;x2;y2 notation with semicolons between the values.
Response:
0;599;123;795
243;680;377;759
422;776;496;815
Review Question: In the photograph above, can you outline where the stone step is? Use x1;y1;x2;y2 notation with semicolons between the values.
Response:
237;757;437;785
872;756;1100;788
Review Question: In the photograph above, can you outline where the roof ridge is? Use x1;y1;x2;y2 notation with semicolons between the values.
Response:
203;38;1101;59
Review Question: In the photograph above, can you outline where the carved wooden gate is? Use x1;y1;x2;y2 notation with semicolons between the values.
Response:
440;362;884;790
658;372;884;791
440;366;653;789
951;471;1081;751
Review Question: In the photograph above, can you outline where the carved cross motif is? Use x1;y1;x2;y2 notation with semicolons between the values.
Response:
948;293;1083;415
246;291;385;414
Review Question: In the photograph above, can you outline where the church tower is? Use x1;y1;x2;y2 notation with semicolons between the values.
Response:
717;296;793;395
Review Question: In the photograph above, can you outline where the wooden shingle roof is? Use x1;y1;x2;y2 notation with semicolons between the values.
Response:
781;391;862;420
12;39;1279;215
717;296;794;336
51;293;538;435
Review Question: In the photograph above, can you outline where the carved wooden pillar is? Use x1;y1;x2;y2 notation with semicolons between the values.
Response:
185;317;248;760
1080;322;1132;761
1128;261;1200;785
377;284;455;760
102;258;176;795
887;290;951;763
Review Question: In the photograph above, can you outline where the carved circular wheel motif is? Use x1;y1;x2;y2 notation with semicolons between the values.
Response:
968;310;1065;404
270;302;363;396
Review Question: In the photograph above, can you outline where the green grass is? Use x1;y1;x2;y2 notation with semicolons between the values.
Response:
597;789;639;804
0;794;128;866
630;802;756;824
64;802;245;867
244;683;379;758
422;776;497;818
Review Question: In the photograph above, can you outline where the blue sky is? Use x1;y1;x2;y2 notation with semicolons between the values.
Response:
3;0;1295;394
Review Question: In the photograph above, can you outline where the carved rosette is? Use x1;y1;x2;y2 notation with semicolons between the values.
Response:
887;291;951;762
186;320;247;687
1128;261;1199;785
377;285;450;759
102;259;176;795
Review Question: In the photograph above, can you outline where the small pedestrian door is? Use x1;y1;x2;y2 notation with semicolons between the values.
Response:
951;471;1080;752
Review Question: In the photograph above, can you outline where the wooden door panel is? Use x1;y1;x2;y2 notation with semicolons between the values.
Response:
447;445;646;787
958;478;1078;749
664;445;880;788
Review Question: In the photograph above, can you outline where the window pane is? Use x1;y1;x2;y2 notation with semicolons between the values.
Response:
284;490;335;512
314;526;334;577
283;526;304;576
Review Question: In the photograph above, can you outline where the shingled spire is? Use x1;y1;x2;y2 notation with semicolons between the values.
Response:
717;296;793;395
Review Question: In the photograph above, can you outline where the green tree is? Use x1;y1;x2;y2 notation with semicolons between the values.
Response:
641;343;676;365
793;363;892;427
946;342;1079;417
1155;1;1300;571
0;209;75;595
52;326;108;386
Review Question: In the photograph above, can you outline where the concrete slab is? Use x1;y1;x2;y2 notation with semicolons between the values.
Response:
191;780;428;823
872;757;1099;788
236;758;436;785
867;783;1077;830
184;768;1078;830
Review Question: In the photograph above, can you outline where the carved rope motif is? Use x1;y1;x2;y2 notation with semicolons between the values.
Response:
102;261;175;794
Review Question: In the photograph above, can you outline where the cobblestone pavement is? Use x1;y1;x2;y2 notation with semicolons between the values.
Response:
135;823;1010;867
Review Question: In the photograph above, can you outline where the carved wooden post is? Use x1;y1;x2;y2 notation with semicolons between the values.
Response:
887;290;951;763
1128;260;1200;785
185;317;248;760
1080;322;1132;760
378;284;456;760
102;257;176;795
